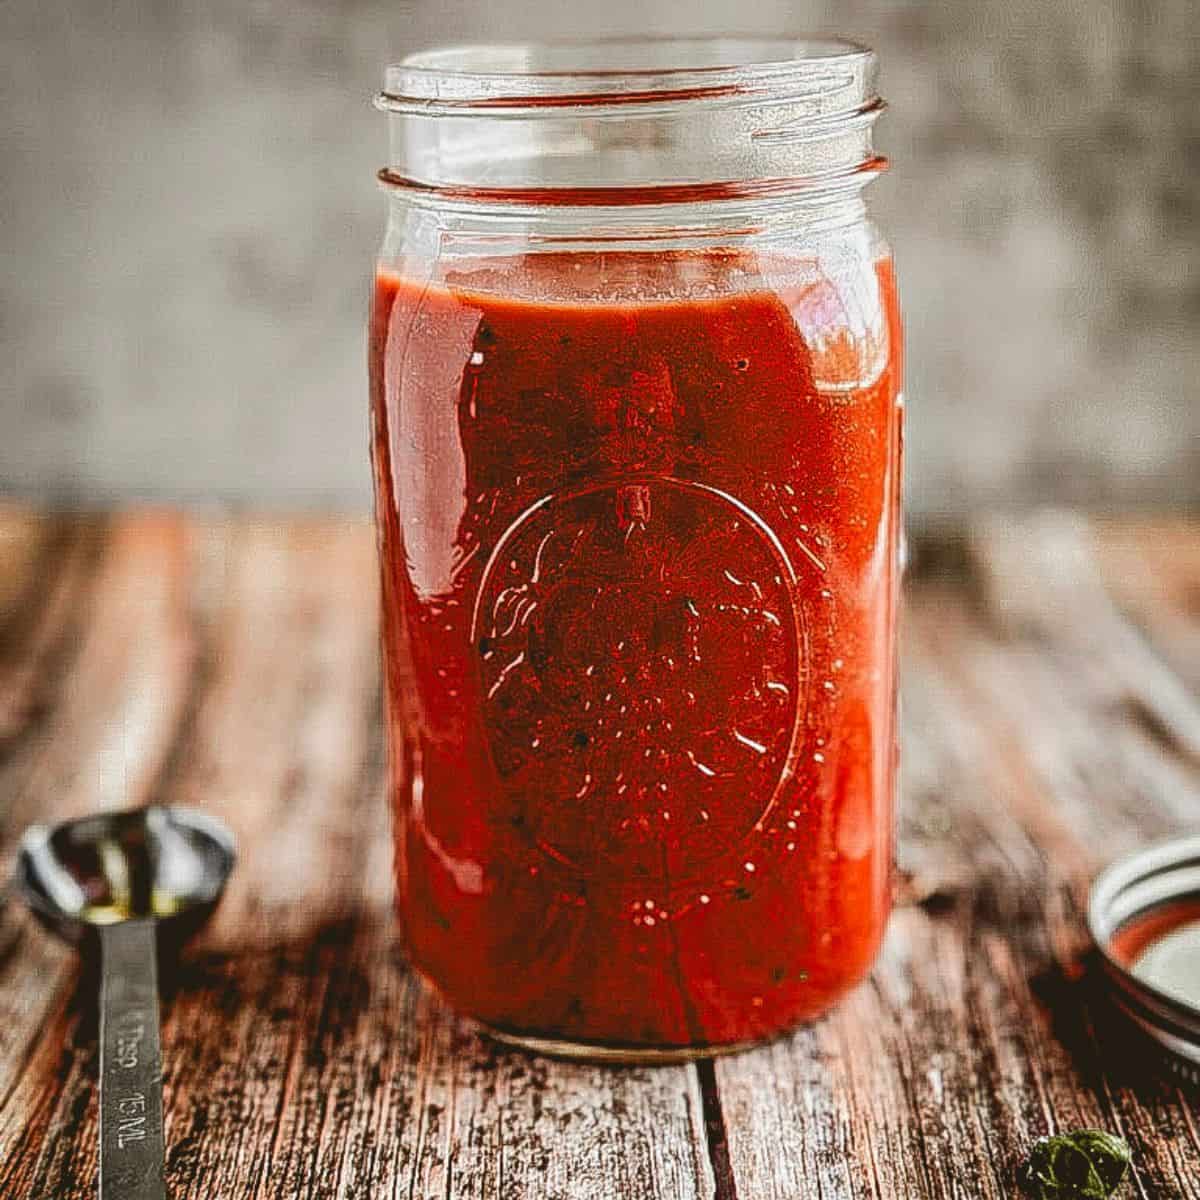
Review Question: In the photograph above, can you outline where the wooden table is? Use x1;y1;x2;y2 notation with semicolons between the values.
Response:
1;507;1198;1198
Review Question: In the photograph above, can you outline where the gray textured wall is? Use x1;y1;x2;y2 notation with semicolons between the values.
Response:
2;0;1196;517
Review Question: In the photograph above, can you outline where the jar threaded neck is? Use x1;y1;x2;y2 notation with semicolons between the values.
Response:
377;36;885;205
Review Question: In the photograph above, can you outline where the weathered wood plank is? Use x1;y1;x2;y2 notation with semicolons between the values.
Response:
1;508;1198;1198
1093;517;1200;691
974;511;1200;770
714;516;1200;1200
0;509;714;1200
947;516;1200;1199
0;511;205;1196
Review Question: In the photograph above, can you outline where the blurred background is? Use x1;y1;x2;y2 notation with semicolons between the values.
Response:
1;0;1196;521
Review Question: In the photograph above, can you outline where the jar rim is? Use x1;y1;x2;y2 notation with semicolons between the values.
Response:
379;35;874;113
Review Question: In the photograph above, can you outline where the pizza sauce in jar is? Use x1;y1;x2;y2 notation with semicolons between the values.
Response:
371;38;902;1057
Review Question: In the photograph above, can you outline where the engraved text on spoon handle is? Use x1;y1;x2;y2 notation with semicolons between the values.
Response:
99;920;166;1200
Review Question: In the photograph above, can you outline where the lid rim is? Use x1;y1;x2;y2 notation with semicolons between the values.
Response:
1088;832;1200;1082
1087;832;1200;941
1101;956;1200;1042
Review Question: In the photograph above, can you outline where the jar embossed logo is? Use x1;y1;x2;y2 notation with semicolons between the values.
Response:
471;477;808;884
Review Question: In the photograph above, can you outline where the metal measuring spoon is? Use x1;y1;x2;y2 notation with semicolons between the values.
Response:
15;805;235;1200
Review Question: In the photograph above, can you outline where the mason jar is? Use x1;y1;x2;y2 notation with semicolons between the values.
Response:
370;36;902;1060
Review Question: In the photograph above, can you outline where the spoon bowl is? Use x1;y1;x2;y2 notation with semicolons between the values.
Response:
16;805;235;946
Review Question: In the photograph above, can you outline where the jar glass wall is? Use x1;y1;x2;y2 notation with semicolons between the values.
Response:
369;37;902;1059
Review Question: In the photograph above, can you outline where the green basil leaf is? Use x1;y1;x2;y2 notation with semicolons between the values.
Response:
1019;1130;1132;1199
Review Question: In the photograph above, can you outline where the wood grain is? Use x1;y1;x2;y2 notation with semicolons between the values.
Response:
0;504;1197;1198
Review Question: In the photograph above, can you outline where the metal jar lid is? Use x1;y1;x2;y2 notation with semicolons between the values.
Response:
1088;833;1200;1088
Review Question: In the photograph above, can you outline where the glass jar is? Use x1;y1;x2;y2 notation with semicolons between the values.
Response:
370;37;902;1060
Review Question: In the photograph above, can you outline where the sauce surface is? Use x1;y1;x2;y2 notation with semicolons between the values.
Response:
370;251;902;1049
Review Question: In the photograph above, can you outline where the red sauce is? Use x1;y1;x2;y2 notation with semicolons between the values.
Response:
1109;900;1200;968
370;251;902;1051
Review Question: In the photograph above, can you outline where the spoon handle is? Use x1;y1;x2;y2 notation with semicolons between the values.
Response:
98;919;166;1200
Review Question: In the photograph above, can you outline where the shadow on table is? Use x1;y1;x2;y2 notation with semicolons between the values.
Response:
153;909;509;1063
1031;951;1192;1102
